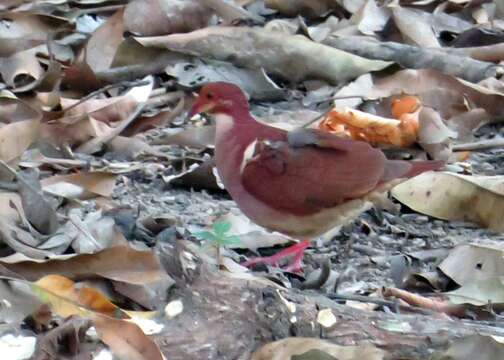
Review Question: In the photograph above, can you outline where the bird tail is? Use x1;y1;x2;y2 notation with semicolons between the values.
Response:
382;160;444;182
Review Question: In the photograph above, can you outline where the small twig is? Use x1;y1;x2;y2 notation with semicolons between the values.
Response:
299;259;331;290
68;213;102;250
314;94;366;105
323;35;504;83
301;108;332;129
62;79;150;113
145;90;184;109
327;292;437;316
453;138;504;151
0;181;17;191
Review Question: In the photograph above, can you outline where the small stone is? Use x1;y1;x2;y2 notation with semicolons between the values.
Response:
317;309;337;328
165;299;184;318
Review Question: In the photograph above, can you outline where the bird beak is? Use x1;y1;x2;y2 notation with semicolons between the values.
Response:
188;101;215;118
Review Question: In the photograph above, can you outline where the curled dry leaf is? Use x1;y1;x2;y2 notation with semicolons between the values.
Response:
2;275;164;360
136;26;391;84
319;106;419;147
85;9;125;73
42;77;153;149
352;0;390;36
34;274;130;319
41;171;117;199
0;246;174;309
418;107;457;161
392;173;504;231
124;0;212;36
251;337;386;360
392;7;440;48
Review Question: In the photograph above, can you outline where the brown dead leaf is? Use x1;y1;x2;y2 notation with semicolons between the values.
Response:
5;275;164;360
439;244;504;286
0;90;41;123
0;246;174;309
124;0;212;36
33;316;92;360
418;107;456;160
136;26;391;84
393;7;440;48
93;315;164;360
85;9;125;73
35;274;129;318
41;172;116;199
0;119;39;172
41;78;152;149
432;335;504;360
392;173;504;231
251;337;386;360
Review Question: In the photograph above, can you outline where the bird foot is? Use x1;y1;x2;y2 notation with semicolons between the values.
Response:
241;240;310;273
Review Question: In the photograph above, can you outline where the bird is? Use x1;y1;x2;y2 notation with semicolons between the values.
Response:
189;82;443;272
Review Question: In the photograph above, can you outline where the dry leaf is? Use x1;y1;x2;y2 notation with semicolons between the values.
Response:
136;26;391;84
0;246;174;309
439;244;504;286
35;274;130;319
319;107;419;147
432;335;504;360
2;275;164;360
93;315;164;360
251;337;386;360
124;0;212;36
85;9;125;73
16;169;59;235
41;172;117;199
392;173;504;231
0;119;39;173
447;278;504;306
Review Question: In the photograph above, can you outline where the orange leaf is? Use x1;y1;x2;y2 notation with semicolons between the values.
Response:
35;274;129;319
391;95;421;119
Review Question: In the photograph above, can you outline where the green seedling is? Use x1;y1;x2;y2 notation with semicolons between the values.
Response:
194;221;240;266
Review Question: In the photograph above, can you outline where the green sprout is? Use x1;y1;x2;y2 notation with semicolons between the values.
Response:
194;221;240;266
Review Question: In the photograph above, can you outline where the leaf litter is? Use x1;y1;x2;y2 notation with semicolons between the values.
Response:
1;0;504;359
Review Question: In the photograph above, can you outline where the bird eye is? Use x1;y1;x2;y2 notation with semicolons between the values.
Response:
206;92;214;100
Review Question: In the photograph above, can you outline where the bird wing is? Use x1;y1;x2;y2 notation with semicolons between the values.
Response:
241;128;389;216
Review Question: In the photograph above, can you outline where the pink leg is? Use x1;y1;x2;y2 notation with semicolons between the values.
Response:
241;240;310;273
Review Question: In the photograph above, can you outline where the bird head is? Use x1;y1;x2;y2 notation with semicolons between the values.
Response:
189;82;249;119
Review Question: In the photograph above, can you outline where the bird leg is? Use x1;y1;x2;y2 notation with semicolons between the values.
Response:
241;240;310;273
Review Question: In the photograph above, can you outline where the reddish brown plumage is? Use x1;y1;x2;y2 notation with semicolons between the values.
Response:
190;82;443;237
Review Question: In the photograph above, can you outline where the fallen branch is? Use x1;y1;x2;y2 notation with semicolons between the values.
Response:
453;138;504;151
322;36;503;83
